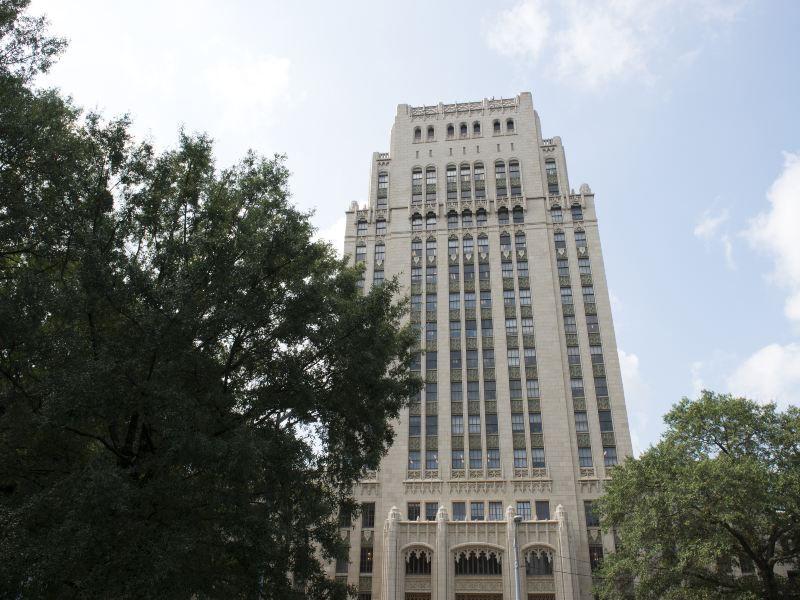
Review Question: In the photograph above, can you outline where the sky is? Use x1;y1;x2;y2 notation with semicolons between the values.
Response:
29;0;800;455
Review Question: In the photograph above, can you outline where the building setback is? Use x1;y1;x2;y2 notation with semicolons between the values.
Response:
339;92;634;600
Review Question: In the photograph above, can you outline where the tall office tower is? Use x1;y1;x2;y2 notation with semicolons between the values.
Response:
339;93;633;600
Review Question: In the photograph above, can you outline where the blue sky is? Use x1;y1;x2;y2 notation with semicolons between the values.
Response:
31;0;800;454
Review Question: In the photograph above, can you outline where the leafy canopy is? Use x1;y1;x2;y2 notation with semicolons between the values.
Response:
0;2;418;598
595;392;800;600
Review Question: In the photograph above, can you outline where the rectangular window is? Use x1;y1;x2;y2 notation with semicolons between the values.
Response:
503;290;515;306
338;509;352;529
464;292;476;308
410;353;421;371
486;414;498;434
483;349;495;368
488;501;503;521
521;318;534;334
517;261;529;277
469;449;482;469
505;318;518;335
335;554;348;574
589;545;604;572
564;315;577;333
480;291;492;308
587;315;600;333
425;351;437;370
526;379;540;399
560;287;573;304
481;318;493;337
604;446;618;467
595;377;609;397
511;413;525;432
554;233;566;248
509;379;522;399
516;501;532;521
449;293;460;310
524;347;536;365
532;448;546;468
426;266;437;283
465;320;477;338
360;547;373;573
451;415;464;434
519;288;531;305
425;382;437;403
450;320;461;339
471;502;485;521
426;415;438;436
362;503;375;528
582;286;595;304
411;266;422;282
484;380;496;400
468;415;481;434
451;450;464;469
466;349;478;369
479;262;490;280
425;502;438;521
535;500;550;521
411;294;422;311
529;412;543;433
463;264;474;281
467;381;479;401
407;502;421;522
575;231;587;246
567;346;581;365
426;294;437;311
571;378;584;398
408;450;420;470
449;263;460;280
425;322;437;341
557;258;569;277
584;501;600;527
578;257;591;274
487;448;500;468
450;350;462;369
501;262;513;278
452;502;466;521
575;411;589;432
599;410;614;432
513;448;527;468
507;348;520;366
451;382;462;402
425;449;438;469
579;447;593;468
409;415;421;436
572;206;584;221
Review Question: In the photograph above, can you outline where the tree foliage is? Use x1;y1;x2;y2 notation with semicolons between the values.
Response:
595;392;800;600
0;2;418;597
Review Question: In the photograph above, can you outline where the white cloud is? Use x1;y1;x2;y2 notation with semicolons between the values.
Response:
727;343;800;408
618;348;649;456
745;152;800;324
694;207;729;239
486;0;551;61
314;216;346;257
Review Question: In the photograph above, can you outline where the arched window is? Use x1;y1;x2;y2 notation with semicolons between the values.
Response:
493;119;501;134
376;219;387;235
460;122;468;137
412;168;423;202
357;220;367;235
460;163;471;199
454;550;502;576
426;167;436;201
411;213;422;231
545;159;559;195
427;126;434;140
447;210;458;229
498;207;509;226
500;233;511;252
473;121;481;135
375;243;385;262
478;234;489;254
463;235;474;255
506;118;515;133
462;209;473;227
515;231;526;249
509;160;521;196
426;238;436;258
525;549;553;576
476;208;487;226
414;127;421;141
446;164;457;200
426;212;437;228
513;206;524;224
447;123;455;138
406;550;432;575
473;162;485;199
495;161;507;198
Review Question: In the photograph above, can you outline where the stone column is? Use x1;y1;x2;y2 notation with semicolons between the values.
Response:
435;505;449;600
555;504;577;600
383;506;401;600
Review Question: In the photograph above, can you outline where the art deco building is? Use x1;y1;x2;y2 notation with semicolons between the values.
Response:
338;92;633;600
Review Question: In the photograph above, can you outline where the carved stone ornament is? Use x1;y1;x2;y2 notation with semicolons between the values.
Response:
448;480;507;494
453;578;504;593
357;481;381;497
357;209;369;221
512;479;553;493
404;547;433;562
404;577;432;592
404;480;443;495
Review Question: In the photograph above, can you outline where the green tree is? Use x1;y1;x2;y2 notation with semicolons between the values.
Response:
0;2;418;598
595;392;800;600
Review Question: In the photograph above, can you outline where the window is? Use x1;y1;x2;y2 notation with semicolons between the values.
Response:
506;119;515;133
517;261;529;278
557;258;569;277
467;381;479;400
377;171;388;205
447;165;457;200
535;501;550;521
373;270;384;286
465;319;477;338
511;413;525;432
462;210;473;228
338;508;352;529
407;502;420;521
427;126;434;140
479;262;490;280
360;547;373;573
480;292;492;310
355;245;366;264
509;379;522;399
460;164;471;199
567;346;581;365
589;545;604;572
450;320;461;339
425;449;438;469
529;412;542;433
526;551;553;576
449;293;460;310
560;287;573;304
583;286;595;304
451;382;462;401
452;450;464;470
376;220;386;235
575;230;587;247
515;231;526;250
460;122;467;137
464;293;476;308
452;501;466;521
498;207;509;225
487;448;500;468
425;351;437;370
500;233;511;252
579;447;593;468
575;412;589;432
411;295;422;312
409;415;421;436
362;503;375;528
447;263;459;281
426;238;436;258
451;415;464;434
545;159;558;195
509;161;521;195
462;235;473;255
501;262;513;278
564;315;577;333
551;207;563;223
554;232;566;248
495;160;507;197
408;450;420;469
426;211;436;229
493;120;501;134
489;501;503;521
523;347;537;366
410;353;421;371
584;502;600;527
572;205;583;220
474;162;485;199
414;127;421;141
590;345;603;365
507;348;520;366
375;243;385;262
357;220;367;235
455;550;502;576
473;121;481;136
519;290;532;308
513;449;527;468
469;449;482;469
513;206;524;224
425;502;438;521
505;318;518;335
503;290;515;307
468;415;481;434
604;446;618;467
516;501;531;520
571;378;584;397
599;410;614;432
463;264;474;281
447;124;455;138
466;349;478;369
447;211;458;229
471;501;484;521
450;350;462;370
426;383;438;401
426;266;437;284
521;317;534;334
483;349;495;368
526;379;540;399
426;294;436;312
477;210;488;226
486;414;498;434
595;377;609;396
532;448;545;468
412;168;422;202
587;315;600;333
336;553;349;574
484;380;496;400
